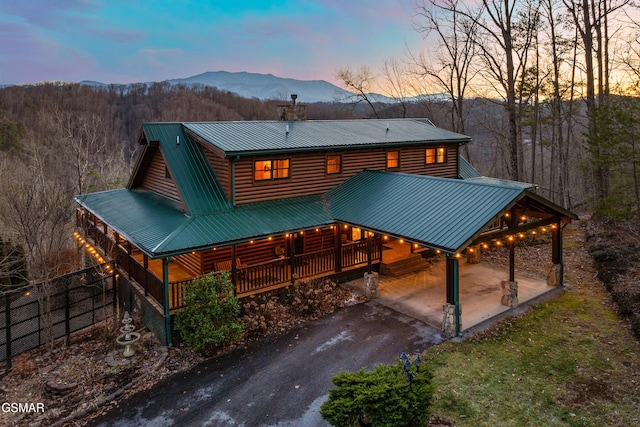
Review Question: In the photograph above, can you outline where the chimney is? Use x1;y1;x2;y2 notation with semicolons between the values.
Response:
277;94;307;121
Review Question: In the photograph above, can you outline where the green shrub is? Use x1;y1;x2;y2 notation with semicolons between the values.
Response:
174;272;244;353
320;359;435;427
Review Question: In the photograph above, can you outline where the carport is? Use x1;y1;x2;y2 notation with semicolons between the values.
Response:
326;171;578;337
343;259;556;331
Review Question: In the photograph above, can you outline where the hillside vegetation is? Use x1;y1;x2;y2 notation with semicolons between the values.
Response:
425;220;640;426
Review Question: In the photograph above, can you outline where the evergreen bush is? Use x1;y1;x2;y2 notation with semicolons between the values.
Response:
320;359;435;427
174;272;243;353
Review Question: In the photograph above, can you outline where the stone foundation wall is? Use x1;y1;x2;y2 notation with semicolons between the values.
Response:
466;245;481;264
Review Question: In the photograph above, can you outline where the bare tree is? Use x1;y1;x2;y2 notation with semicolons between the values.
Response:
335;65;380;118
380;58;414;118
563;0;632;210
426;0;541;181
412;0;480;158
0;238;28;291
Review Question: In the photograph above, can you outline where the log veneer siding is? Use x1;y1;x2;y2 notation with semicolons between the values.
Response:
232;144;459;204
139;148;181;201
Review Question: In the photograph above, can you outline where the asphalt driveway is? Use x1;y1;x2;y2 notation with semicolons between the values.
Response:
89;301;444;427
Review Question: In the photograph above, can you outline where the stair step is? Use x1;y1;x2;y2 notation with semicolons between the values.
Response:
380;254;429;277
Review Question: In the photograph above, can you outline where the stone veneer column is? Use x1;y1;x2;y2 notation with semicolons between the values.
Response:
547;264;561;286
442;303;461;338
501;280;518;308
364;272;379;298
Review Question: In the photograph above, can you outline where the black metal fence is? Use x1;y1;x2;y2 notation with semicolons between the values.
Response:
0;265;116;368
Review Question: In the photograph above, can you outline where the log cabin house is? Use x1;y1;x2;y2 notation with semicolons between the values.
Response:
75;111;577;344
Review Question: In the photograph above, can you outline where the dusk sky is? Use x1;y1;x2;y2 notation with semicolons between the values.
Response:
0;0;425;86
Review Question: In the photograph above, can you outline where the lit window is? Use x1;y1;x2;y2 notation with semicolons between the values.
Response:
254;159;290;181
426;147;447;164
327;155;341;174
254;160;272;180
386;151;399;169
273;159;290;179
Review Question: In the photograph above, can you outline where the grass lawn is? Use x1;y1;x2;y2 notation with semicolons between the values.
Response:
424;222;640;426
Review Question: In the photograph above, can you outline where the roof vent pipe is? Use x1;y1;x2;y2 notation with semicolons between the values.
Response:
176;135;180;145
286;124;290;135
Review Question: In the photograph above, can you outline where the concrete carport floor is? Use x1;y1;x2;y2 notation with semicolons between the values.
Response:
343;258;561;332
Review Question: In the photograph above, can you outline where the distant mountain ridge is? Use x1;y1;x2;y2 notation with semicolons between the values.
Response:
7;71;443;104
166;71;353;103
78;71;355;103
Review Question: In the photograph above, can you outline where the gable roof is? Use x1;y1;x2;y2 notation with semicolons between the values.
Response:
133;123;232;215
183;118;470;157
326;170;537;252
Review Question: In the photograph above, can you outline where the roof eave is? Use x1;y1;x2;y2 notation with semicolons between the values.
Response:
222;138;471;158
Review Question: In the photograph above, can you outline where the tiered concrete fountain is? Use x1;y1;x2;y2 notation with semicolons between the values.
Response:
115;311;140;357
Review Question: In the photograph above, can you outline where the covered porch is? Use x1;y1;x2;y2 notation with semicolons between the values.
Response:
77;210;382;312
344;253;557;332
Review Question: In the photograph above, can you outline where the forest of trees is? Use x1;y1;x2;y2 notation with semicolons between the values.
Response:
1;0;640;286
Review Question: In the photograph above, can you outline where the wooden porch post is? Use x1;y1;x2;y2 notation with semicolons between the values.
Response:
445;255;461;336
289;234;296;283
367;232;373;274
509;208;517;282
162;257;173;347
446;256;455;304
334;226;342;273
143;254;149;296
552;220;563;284
231;244;237;286
509;237;515;282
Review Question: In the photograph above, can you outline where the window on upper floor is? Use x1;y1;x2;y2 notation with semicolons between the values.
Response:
326;155;342;174
426;147;447;164
254;159;290;181
386;151;399;169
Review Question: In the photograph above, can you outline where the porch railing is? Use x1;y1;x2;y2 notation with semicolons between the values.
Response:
236;257;291;295
342;238;381;268
113;245;164;307
294;247;335;279
82;219;165;308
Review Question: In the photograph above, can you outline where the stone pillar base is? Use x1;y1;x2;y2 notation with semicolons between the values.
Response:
501;280;518;308
547;264;561;286
442;303;461;337
364;272;379;299
466;245;481;264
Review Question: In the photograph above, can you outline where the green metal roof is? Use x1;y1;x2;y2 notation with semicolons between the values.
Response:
458;156;482;179
77;170;575;258
142;123;231;215
325;170;529;253
75;189;189;254
75;189;332;258
183;118;470;156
